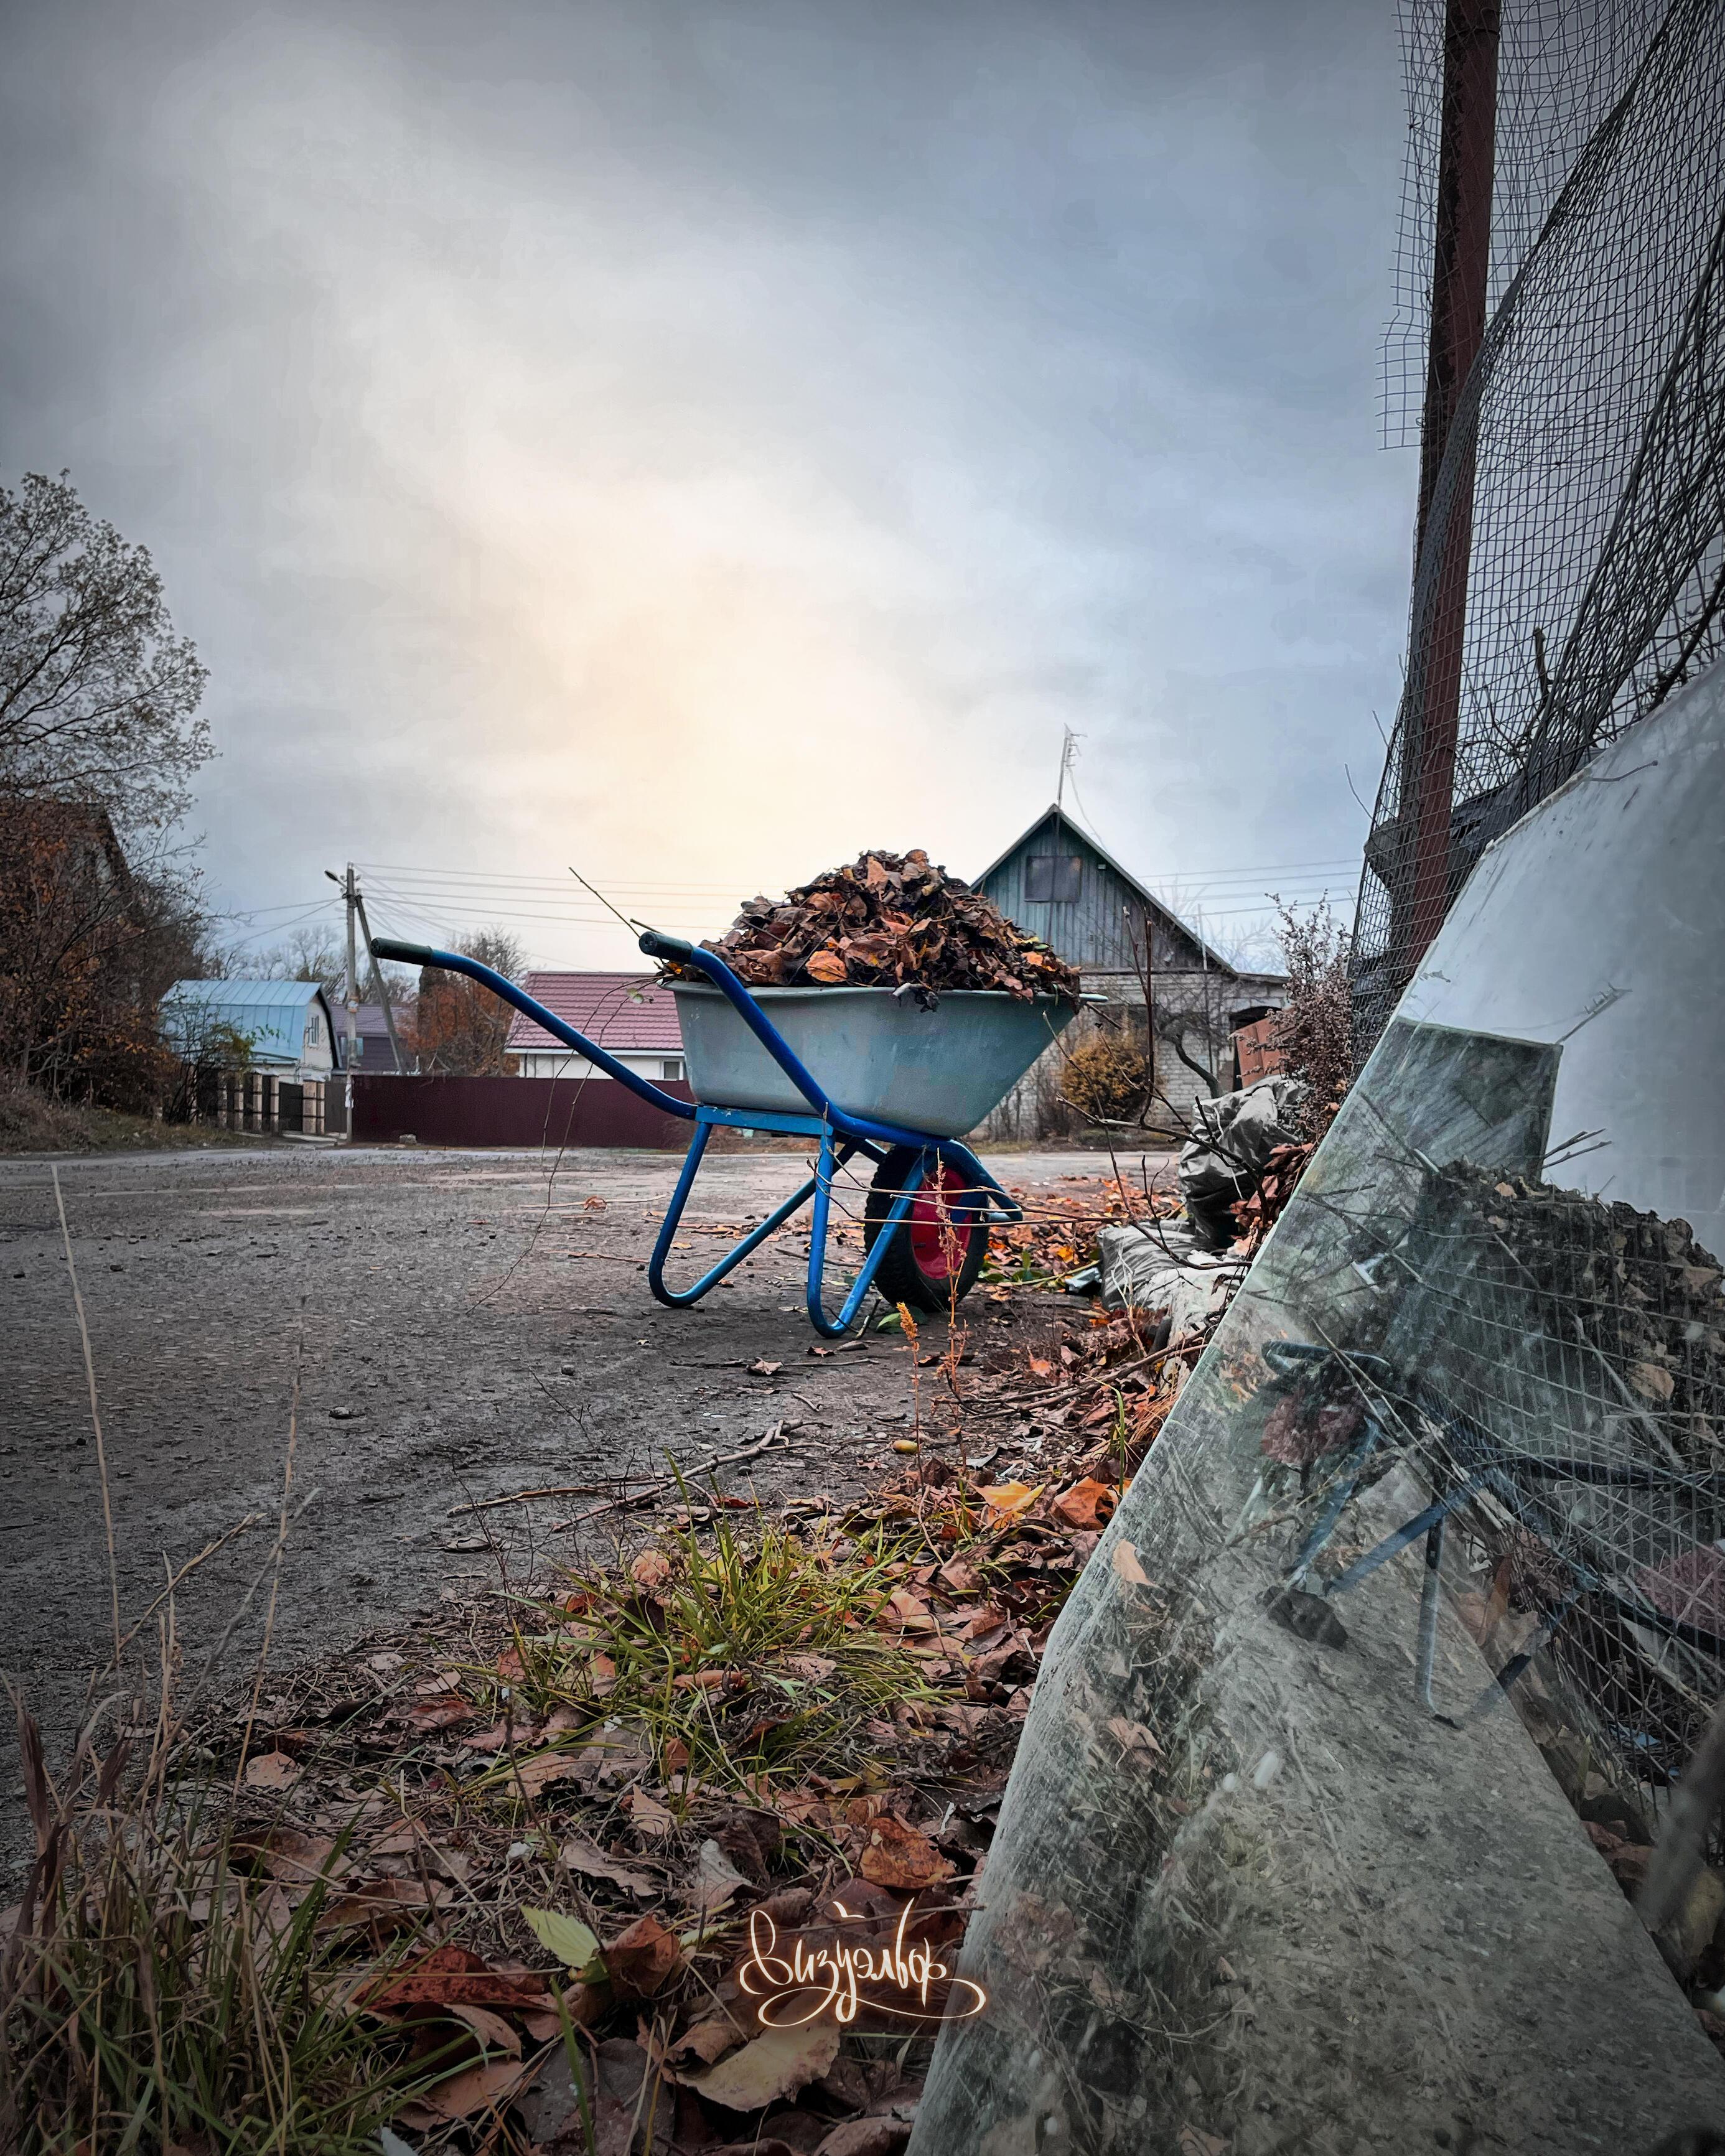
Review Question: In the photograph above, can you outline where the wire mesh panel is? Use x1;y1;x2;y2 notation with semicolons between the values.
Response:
911;678;1725;2152
1383;0;1671;448
1371;1164;1725;1818
1358;0;1725;1053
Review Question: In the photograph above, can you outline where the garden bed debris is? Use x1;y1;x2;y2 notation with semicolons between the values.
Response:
686;849;1081;1001
139;1468;1134;2154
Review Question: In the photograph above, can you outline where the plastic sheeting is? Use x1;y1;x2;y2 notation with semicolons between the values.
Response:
910;663;1725;2152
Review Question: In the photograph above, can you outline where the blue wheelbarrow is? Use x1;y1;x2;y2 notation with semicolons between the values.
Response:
370;931;1081;1337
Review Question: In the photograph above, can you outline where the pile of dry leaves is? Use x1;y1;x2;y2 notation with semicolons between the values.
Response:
982;1174;1177;1295
951;1309;1205;1495
690;851;1080;1001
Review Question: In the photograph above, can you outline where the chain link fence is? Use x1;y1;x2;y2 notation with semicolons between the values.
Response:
1357;0;1725;1051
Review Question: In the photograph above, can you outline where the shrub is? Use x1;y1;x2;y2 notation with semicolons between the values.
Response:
1060;1037;1152;1125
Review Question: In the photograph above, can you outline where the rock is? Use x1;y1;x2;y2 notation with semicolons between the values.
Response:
1263;1586;1349;1650
1585;1821;1652;1895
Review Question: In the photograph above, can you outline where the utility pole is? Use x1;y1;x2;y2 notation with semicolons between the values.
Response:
1054;726;1078;820
353;890;405;1073
343;864;359;1136
1403;0;1501;971
325;864;362;1137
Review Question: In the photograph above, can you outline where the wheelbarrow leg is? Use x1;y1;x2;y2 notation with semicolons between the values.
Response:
806;1132;927;1338
650;1119;820;1309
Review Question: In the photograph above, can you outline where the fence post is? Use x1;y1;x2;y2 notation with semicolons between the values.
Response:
1404;0;1501;970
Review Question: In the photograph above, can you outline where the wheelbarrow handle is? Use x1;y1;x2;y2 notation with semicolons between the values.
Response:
636;928;838;1122
637;930;696;965
368;938;696;1119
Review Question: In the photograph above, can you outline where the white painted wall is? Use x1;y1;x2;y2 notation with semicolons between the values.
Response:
513;1049;685;1082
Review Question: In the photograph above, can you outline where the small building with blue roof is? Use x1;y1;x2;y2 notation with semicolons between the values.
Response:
161;979;340;1079
161;980;342;1134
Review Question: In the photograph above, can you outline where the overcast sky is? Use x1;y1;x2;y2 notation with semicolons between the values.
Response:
1;0;1413;968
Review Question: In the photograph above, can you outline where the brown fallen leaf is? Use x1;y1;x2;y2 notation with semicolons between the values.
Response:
416;2056;531;2122
313;1875;450;1934
1629;1359;1676;1404
1105;1716;1164;1762
1111;1539;1151;1589
688;2022;843;2111
669;2010;749;2067
693;1837;753;1916
781;1653;837;1682
805;950;848;984
1050;1477;1116;1532
978;1481;1044;1518
626;1786;676;1841
511;1748;586;1796
457;1720;514;1753
882;1588;937;1634
604;1912;682;1998
749;1358;784;1376
858;1815;953;1892
245;1827;339;1885
447;2001;522;2058
406;1692;474;1733
561;1832;657;1898
365;1944;552;2015
631;1548;673;1590
1177;2129;1228;2156
815;2121;914;2156
241;1750;300;1790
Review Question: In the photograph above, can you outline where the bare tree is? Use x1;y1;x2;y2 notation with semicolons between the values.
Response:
409;929;524;1074
0;801;213;1106
233;928;345;992
0;472;210;829
1271;897;1354;1132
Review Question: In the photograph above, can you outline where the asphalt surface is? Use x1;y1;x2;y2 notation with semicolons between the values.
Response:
0;1136;1148;1880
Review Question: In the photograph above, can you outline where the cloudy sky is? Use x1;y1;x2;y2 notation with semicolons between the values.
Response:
1;0;1414;968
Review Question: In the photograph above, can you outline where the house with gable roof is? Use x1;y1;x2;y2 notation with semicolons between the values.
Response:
972;806;1285;1139
503;973;685;1084
161;977;341;1132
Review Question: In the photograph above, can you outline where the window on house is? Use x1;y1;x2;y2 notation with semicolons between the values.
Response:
661;1058;685;1081
1026;854;1083;903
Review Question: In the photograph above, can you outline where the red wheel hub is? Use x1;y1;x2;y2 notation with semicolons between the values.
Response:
906;1167;977;1280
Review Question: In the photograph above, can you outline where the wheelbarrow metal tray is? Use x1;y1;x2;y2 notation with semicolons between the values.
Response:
672;984;1078;1137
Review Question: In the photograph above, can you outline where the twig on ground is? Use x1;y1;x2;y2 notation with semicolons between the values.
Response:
50;1164;121;1670
450;1482;646;1518
234;1295;306;1790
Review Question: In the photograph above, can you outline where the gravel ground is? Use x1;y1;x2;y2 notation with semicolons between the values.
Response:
0;1137;1162;1880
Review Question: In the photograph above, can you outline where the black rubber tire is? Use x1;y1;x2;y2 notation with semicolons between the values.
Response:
862;1146;989;1314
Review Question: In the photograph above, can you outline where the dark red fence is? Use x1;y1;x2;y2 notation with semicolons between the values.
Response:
352;1074;694;1149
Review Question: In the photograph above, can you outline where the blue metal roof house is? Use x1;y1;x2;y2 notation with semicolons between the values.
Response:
161;979;339;1081
972;806;1286;1139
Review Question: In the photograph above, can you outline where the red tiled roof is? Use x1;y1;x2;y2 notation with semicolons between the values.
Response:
505;973;684;1054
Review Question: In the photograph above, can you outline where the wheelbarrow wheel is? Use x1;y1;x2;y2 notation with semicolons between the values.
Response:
862;1147;989;1315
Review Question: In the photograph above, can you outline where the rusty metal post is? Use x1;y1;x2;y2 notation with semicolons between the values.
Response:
1405;0;1501;968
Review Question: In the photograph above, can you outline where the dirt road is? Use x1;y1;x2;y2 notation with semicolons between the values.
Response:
0;1138;1147;1878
